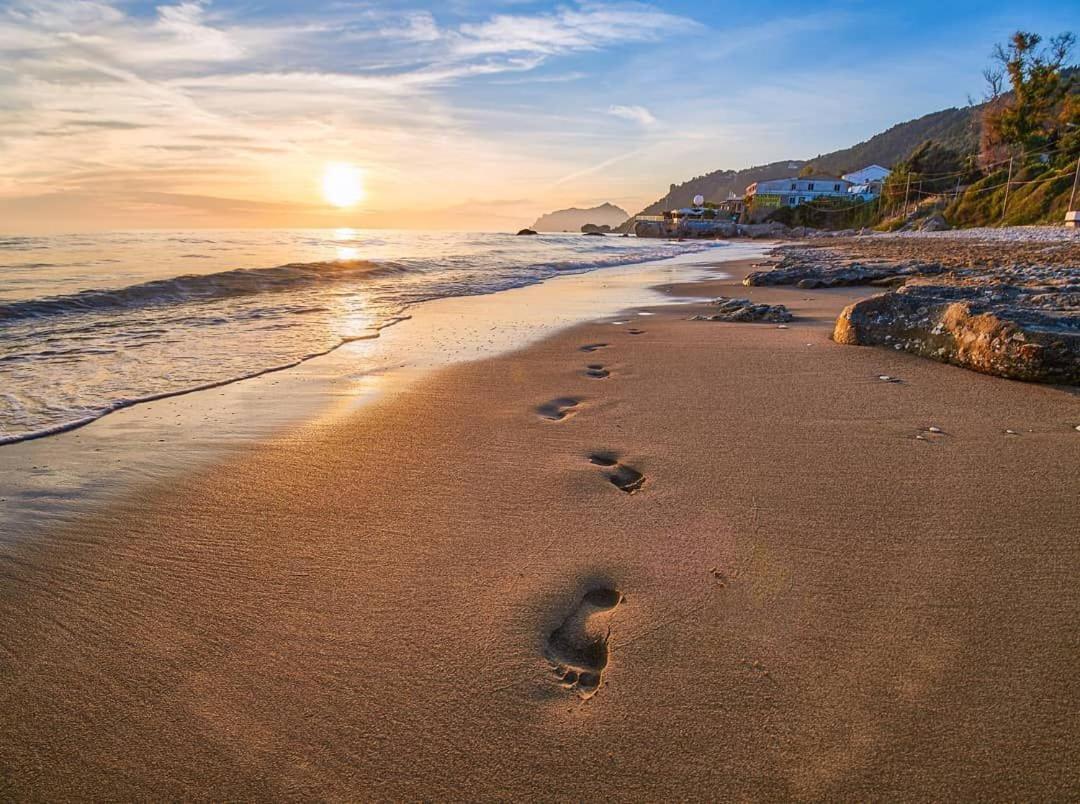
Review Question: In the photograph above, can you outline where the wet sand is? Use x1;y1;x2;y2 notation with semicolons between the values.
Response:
1;259;1079;799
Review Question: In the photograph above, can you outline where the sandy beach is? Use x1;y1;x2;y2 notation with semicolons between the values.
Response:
1;256;1079;799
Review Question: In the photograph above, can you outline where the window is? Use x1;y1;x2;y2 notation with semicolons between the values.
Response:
808;183;815;191
789;196;797;206
834;183;841;191
790;183;796;190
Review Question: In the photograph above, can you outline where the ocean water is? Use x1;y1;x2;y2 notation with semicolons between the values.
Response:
0;229;727;444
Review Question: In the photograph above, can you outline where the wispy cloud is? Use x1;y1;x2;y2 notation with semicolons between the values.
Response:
0;0;698;227
608;104;656;126
453;2;698;56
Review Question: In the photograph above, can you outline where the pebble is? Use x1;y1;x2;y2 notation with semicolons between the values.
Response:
777;324;788;329
928;426;943;434
1005;429;1019;435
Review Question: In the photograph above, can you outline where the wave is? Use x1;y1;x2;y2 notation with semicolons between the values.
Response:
0;259;417;323
0;245;725;324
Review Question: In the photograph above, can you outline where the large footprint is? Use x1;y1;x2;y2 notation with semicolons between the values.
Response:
536;397;580;421
588;452;646;493
546;587;623;699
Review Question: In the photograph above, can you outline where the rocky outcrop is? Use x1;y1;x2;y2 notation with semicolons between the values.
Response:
516;228;538;236
834;280;1080;384
581;223;612;234
691;297;794;323
744;259;944;288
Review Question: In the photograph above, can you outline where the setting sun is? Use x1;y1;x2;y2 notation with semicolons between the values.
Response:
322;163;365;208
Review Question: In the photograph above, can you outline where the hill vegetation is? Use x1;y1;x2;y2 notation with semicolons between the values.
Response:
629;31;1077;231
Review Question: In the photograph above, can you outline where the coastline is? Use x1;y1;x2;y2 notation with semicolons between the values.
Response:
2;247;1078;797
0;246;760;543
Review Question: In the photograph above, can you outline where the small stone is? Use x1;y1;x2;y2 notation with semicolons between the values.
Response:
777;324;788;329
928;426;943;434
1005;429;1018;435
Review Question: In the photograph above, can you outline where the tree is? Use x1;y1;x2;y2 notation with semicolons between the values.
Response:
981;31;1076;160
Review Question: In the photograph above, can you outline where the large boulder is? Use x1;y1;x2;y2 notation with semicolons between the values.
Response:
581;223;612;234
833;282;1080;385
919;213;950;232
634;219;665;238
516;228;538;236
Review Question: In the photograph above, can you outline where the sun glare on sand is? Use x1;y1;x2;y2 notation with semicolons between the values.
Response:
322;163;365;208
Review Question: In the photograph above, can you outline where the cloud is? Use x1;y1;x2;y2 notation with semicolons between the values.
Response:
607;104;656;126
0;0;698;228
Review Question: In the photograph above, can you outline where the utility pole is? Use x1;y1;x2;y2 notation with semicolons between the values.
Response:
1070;152;1080;211
903;172;912;216
1001;156;1013;223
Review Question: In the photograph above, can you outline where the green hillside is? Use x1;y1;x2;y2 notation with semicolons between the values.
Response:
630;106;978;219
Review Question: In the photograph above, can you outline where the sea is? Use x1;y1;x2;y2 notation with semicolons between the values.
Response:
0;229;729;445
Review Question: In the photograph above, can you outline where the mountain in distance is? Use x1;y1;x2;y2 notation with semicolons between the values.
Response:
629;106;979;220
530;202;629;232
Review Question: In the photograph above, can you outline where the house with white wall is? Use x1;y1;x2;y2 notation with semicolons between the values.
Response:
744;176;853;220
842;164;891;185
842;164;891;198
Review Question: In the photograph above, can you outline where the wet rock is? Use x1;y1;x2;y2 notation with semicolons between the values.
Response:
691;297;794;323
516;228;538;236
833;280;1080;385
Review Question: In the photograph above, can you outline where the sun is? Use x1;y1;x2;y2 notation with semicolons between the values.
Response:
322;163;365;208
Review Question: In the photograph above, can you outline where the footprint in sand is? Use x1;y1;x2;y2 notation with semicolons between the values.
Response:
584;364;610;379
546;587;622;699
588;452;646;493
580;343;609;353
536;397;581;421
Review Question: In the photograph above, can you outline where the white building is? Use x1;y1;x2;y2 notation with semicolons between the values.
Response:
746;176;853;208
842;164;891;185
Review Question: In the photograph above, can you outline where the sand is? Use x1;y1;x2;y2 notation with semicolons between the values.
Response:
1;259;1079;800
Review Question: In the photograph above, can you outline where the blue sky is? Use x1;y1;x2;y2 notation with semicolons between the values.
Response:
0;0;1075;231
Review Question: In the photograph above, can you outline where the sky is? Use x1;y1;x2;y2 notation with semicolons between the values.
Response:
0;0;1075;232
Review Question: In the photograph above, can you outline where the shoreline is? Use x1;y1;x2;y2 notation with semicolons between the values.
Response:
2;246;1077;798
0;245;764;543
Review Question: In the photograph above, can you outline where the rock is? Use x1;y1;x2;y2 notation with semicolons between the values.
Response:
691;297;794;323
516;228;538;236
581;223;613;234
737;222;789;239
745;259;944;288
634;219;665;238
833;280;1080;385
583;231;605;236
920;213;950;232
